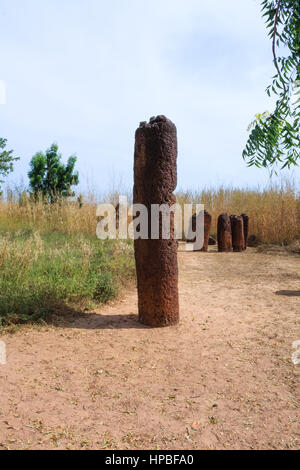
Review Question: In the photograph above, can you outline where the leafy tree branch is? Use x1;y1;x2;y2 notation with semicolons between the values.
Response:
243;0;300;171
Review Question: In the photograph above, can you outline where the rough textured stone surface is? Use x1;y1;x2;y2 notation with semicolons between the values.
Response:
186;210;212;251
201;211;212;252
230;215;245;252
241;213;249;250
186;213;197;243
133;115;179;327
217;214;232;252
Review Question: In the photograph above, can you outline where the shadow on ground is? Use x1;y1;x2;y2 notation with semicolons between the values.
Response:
50;304;149;330
275;290;300;297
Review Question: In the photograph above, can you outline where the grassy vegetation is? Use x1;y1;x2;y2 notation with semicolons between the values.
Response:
0;230;135;326
2;180;300;244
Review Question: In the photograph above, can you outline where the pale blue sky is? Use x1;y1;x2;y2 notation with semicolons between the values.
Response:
1;0;299;195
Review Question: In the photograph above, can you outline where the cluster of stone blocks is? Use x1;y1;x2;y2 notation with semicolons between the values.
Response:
187;211;249;252
218;213;249;252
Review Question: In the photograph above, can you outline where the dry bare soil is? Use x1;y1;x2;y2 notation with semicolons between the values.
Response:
0;246;299;450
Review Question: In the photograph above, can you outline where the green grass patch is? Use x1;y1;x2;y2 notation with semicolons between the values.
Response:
0;231;135;326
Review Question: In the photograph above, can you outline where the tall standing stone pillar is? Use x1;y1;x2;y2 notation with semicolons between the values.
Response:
187;210;212;252
217;213;232;252
230;215;245;252
133;115;179;327
201;210;212;252
241;214;249;250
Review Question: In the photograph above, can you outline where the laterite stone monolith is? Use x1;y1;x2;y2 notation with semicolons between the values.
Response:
187;210;212;252
201;210;212;252
217;213;232;252
230;215;245;252
133;115;179;327
241;213;249;250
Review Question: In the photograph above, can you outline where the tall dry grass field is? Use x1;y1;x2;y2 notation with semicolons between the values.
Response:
177;181;300;244
0;192;97;236
0;182;299;243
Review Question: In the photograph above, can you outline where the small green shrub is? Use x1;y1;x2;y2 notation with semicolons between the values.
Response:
93;271;116;303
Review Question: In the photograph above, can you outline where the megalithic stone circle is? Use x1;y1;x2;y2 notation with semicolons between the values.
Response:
241;213;249;250
230;215;245;252
133;115;179;327
217;213;232;252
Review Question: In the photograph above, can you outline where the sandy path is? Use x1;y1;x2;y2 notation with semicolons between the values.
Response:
0;247;299;450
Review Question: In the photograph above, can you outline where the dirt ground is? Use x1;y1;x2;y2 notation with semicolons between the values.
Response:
0;245;299;450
